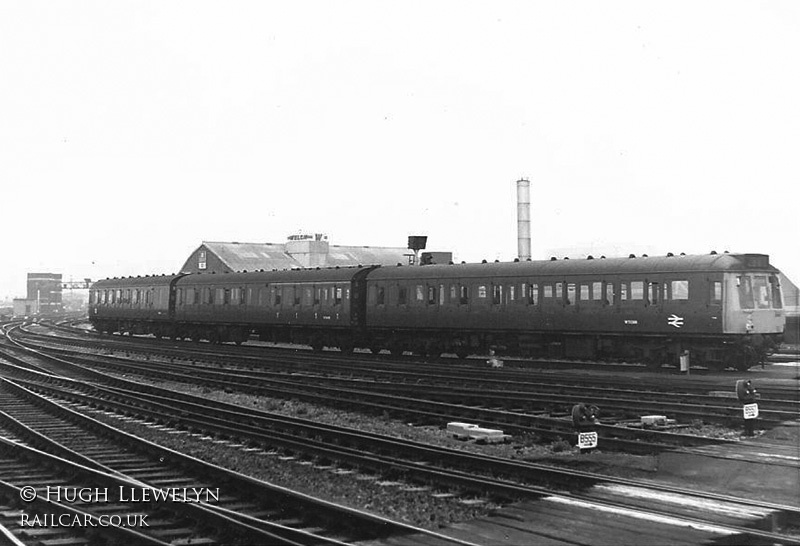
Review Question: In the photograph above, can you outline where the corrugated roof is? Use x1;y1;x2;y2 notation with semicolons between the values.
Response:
203;242;301;271
201;241;411;272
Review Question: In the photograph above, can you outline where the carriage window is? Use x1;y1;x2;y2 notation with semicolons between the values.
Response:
223;288;231;305
529;283;539;305
492;285;502;304
580;284;590;301
605;283;614;305
450;285;457;301
753;276;771;309
671;280;689;300
478;285;487;298
273;288;281;306
555;283;563;301
711;282;722;303
314;288;321;305
377;286;385;305
398;286;408;305
620;283;628;301
630;282;644;300
592;282;601;301
439;284;445;305
133;289;140;305
509;285;516;302
459;285;469;304
737;276;754;309
335;286;343;305
416;285;425;302
428;286;437;305
770;276;782;309
648;282;659;304
544;285;553;298
566;283;575;305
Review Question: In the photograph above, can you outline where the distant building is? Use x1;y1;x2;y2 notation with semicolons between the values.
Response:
14;273;63;316
180;233;421;275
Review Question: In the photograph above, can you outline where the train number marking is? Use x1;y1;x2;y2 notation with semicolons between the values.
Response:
577;432;598;449
743;403;759;420
668;314;684;328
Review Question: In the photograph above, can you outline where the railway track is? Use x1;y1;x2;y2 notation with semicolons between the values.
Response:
0;378;471;546
2;320;799;544
5;325;797;448
2;375;798;545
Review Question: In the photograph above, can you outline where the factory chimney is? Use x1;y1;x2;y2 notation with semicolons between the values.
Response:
516;178;531;261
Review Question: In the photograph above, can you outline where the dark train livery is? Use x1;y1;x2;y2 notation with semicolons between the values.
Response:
89;252;785;371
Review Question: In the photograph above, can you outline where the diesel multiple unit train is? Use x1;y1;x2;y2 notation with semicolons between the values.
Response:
88;252;785;371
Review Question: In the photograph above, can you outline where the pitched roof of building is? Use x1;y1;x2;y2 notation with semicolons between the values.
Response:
196;241;412;272
203;242;299;271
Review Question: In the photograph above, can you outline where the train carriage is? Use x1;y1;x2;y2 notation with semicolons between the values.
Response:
89;252;784;371
363;253;784;369
171;266;374;348
89;274;181;336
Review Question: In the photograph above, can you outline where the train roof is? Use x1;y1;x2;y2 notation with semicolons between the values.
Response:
174;266;370;286
91;274;183;289
367;253;777;281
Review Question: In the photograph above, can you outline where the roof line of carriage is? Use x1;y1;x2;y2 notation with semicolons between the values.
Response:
91;252;776;288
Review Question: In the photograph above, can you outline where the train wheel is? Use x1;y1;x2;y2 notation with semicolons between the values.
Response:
311;339;324;352
455;348;470;359
369;346;382;355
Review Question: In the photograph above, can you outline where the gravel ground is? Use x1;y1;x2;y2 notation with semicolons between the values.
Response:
72;371;760;530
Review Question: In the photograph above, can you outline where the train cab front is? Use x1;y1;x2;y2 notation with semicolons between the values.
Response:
723;269;785;369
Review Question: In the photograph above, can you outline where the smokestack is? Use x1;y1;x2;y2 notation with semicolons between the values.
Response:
516;178;531;261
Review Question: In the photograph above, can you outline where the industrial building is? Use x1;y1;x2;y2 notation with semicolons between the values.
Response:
13;272;63;316
180;233;452;275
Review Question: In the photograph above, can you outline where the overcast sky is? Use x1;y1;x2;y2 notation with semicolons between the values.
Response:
1;1;798;300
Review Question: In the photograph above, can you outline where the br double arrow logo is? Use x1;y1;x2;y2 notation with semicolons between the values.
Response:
668;314;684;328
